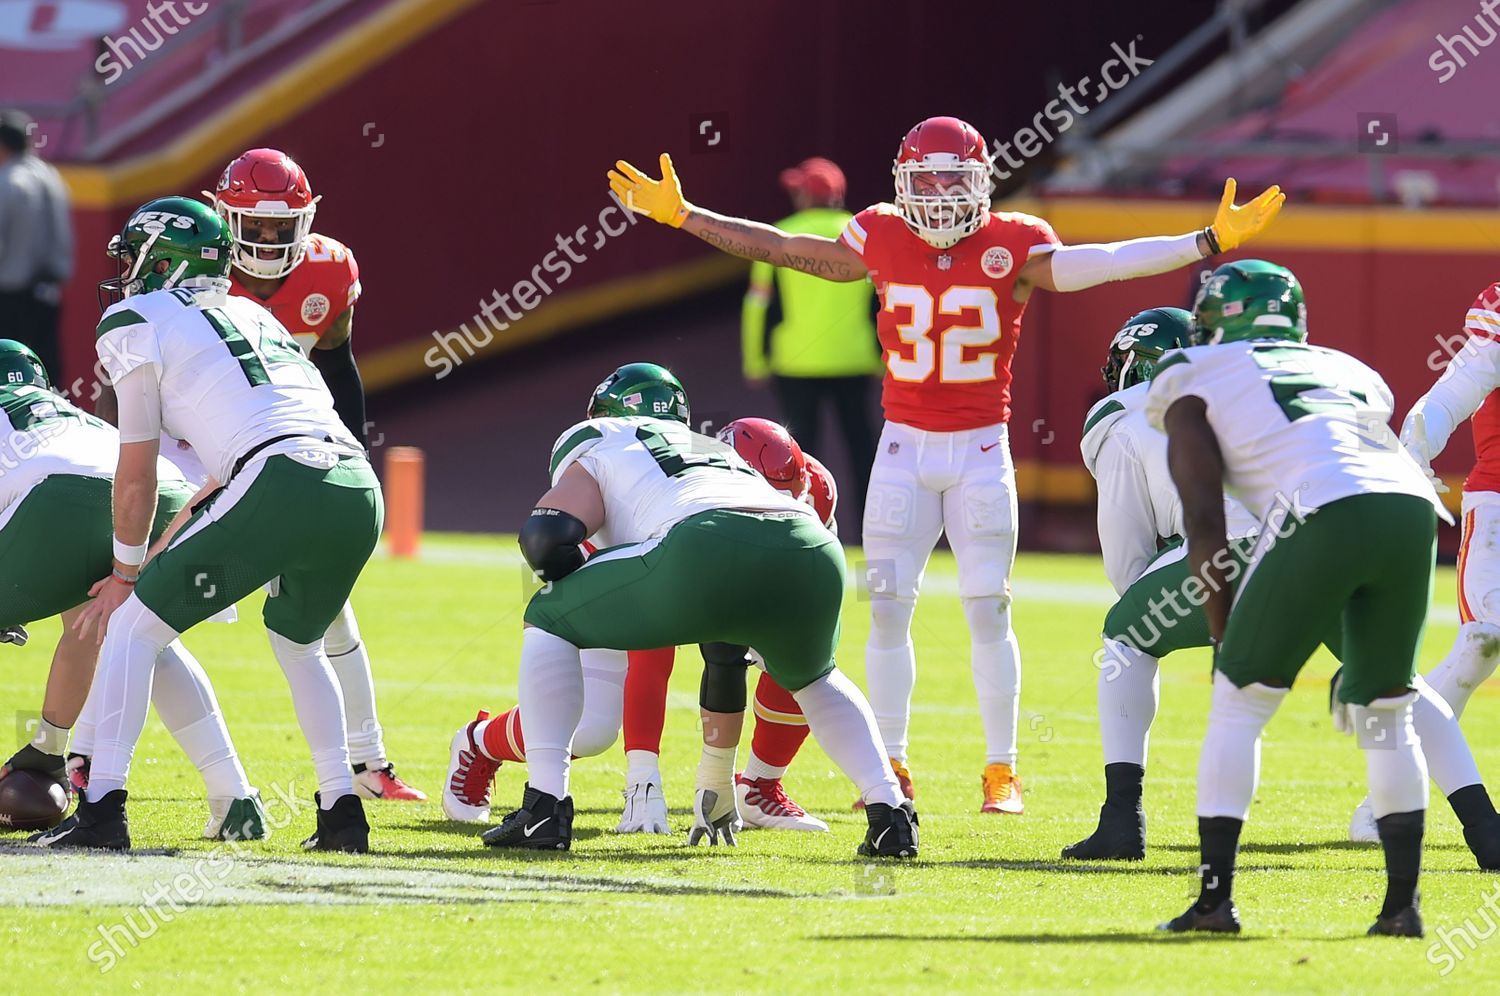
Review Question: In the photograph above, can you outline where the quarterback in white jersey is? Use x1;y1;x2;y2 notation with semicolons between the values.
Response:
0;340;262;842
38;198;382;853
479;363;916;857
1146;260;1464;938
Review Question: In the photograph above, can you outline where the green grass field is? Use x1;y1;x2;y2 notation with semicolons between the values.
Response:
2;535;1497;992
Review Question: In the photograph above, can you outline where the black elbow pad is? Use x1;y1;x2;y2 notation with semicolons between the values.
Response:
698;643;751;713
519;508;588;582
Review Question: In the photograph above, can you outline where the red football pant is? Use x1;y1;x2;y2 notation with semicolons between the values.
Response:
751;671;810;768
622;647;676;753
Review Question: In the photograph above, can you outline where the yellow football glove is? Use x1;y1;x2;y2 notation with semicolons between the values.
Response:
1208;177;1285;252
608;153;691;228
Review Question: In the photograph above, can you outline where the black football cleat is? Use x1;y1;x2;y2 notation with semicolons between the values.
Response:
482;784;573;850
301;792;370;853
1463;815;1500;870
857;800;919;858
1062;803;1146;861
1368;905;1424;938
30;788;130;850
1158;898;1242;934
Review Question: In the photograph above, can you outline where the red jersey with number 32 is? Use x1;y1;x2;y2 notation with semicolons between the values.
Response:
840;203;1059;431
227;232;361;354
1464;282;1500;492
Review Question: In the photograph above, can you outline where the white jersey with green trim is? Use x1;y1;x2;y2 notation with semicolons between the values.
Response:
1081;381;1259;594
548;416;815;549
0;384;185;519
1144;339;1450;524
95;282;360;484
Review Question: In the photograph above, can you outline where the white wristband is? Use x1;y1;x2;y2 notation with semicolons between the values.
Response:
113;536;147;566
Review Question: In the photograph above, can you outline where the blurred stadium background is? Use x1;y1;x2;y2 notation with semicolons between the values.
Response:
4;0;1498;550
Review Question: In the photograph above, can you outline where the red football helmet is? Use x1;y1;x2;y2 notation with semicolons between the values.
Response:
208;148;319;279
803;453;838;529
717;417;809;499
892;116;994;249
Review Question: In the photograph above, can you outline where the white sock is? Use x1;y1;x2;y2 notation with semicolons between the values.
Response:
1358;693;1430;818
625;749;661;785
696;744;737;791
571;649;626;758
1425;622;1500;719
964;596;1020;766
71;685;98;756
325;602;384;768
1098;639;1160;767
794;669;903;808
742;751;784;781
1197;672;1287;820
1412;675;1482;795
87;597;178;801
31;717;68;755
517;628;584;798
865;595;917;760
151;640;252;799
265;629;352;806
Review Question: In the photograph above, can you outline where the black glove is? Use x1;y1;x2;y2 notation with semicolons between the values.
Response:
0;624;28;647
2;743;65;782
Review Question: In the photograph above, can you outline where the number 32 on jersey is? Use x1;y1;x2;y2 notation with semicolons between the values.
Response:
882;284;1001;384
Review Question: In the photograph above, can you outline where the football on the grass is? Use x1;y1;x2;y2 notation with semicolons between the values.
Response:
0;769;69;831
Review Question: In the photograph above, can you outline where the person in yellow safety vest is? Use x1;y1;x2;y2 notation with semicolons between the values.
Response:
742;157;881;526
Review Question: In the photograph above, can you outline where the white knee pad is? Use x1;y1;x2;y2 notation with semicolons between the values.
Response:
949;480;1017;599
1447;622;1500;689
1197;672;1288;820
961;595;1012;644
323;601;362;657
868;594;917;650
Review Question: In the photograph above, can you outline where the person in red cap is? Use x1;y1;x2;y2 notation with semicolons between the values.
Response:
741;157;881;527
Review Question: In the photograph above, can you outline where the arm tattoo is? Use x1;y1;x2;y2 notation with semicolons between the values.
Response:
781;253;854;279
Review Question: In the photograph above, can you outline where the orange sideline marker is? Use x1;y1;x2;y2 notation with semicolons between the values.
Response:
384;446;424;558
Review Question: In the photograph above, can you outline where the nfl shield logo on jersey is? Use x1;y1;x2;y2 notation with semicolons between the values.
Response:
937;254;952;271
981;246;1013;279
300;293;331;325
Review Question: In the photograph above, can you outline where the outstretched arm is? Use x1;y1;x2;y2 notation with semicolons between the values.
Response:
609;154;867;283
1017;178;1285;295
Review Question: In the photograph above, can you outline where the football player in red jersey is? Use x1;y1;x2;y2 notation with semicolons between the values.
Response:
207;148;424;802
610;117;1283;813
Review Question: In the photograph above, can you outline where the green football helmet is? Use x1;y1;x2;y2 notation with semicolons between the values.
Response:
587;362;690;423
99;196;232;308
1101;307;1195;391
1192;259;1307;345
0;339;49;390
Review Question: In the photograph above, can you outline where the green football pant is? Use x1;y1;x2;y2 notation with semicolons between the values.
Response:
524;509;845;691
0;474;193;628
1217;493;1435;705
136;455;383;642
1104;537;1344;660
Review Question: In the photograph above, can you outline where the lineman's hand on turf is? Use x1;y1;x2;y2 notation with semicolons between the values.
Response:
608;153;691;227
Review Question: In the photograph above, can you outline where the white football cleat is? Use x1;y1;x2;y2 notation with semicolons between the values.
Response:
735;775;828;832
1349;797;1380;843
204;790;270;841
443;711;499;823
616;780;671;834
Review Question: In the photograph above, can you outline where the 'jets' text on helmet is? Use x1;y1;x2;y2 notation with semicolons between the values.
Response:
0;339;50;390
1193;259;1307;345
99;196;232;309
587;362;690;424
1101;307;1196;392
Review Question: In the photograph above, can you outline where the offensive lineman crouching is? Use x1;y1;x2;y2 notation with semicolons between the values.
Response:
483;364;918;855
